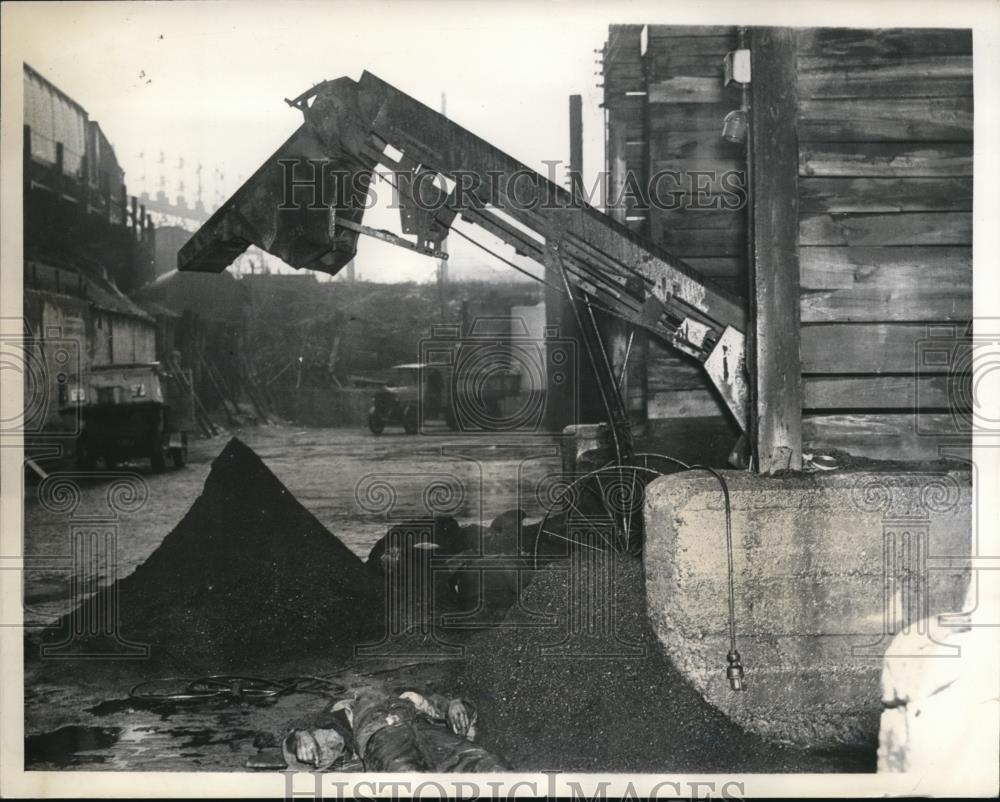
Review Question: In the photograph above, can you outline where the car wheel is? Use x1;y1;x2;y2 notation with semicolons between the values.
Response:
368;411;385;435
402;405;419;435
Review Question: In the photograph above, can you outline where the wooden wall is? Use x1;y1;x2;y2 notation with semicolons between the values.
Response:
603;25;747;428
795;28;973;461
601;25;973;463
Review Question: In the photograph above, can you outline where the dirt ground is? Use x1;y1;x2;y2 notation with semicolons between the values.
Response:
23;423;561;624
22;423;561;770
22;423;874;773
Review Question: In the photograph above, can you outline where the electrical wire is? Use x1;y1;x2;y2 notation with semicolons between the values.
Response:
531;454;741;682
688;465;738;654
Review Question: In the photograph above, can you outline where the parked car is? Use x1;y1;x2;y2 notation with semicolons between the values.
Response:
367;363;434;435
60;363;195;471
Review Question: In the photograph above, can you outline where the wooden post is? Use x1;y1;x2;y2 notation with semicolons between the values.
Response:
568;95;583;198
748;27;803;473
600;106;638;431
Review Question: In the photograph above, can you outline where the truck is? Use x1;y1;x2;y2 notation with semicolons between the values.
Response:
61;363;195;471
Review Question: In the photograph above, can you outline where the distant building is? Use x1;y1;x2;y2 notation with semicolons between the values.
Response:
22;64;158;433
152;225;194;278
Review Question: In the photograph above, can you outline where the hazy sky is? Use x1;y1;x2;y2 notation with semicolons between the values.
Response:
9;0;997;283
12;1;624;283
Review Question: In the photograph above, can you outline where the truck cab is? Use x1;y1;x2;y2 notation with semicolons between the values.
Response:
61;362;195;471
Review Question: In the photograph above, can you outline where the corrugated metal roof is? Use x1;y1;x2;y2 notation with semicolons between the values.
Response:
136;298;182;319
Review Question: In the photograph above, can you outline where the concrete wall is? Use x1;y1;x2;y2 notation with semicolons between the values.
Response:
644;469;972;750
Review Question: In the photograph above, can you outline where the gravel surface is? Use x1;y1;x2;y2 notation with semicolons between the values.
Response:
456;556;876;773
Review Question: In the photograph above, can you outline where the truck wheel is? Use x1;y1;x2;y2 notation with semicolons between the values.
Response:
402;405;419;435
170;446;187;469
368;411;385;435
150;437;167;473
75;435;97;470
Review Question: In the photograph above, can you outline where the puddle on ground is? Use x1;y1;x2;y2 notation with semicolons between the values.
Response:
25;725;122;767
25;722;263;770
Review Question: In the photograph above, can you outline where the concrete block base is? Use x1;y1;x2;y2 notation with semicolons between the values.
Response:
644;469;972;749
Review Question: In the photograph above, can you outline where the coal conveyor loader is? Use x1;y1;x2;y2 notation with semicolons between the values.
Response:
178;72;749;449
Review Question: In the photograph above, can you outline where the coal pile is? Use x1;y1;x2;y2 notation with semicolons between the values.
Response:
456;557;875;773
44;438;384;672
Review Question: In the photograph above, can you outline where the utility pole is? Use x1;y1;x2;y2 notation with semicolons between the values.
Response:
437;91;448;321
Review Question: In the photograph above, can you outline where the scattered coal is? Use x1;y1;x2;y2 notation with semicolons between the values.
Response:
456;556;875;773
43;437;384;672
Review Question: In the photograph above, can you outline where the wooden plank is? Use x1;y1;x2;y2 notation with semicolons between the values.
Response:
649;389;725;419
647;25;736;40
800;284;972;322
658;207;747;230
680;256;745;278
647;52;728;80
802;413;969;462
797;55;972;99
707;276;745;297
607;119;628;223
798;177;972;213
648;77;741;104
649;102;737;133
798;53;972;73
799;143;973;177
650;131;747;161
798;97;973;142
645;35;735;57
803;375;963;410
659;226;746;256
799;212;972;246
750;27;803;472
650;160;746;201
800;246;971;290
648;366;713;393
605;94;647;115
801;323;971;374
796;28;973;60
